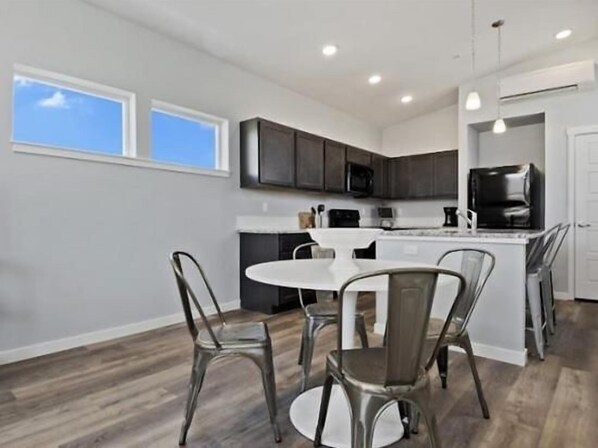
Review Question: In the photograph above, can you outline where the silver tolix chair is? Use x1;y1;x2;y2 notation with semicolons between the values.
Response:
525;225;560;359
431;249;496;420
293;242;369;392
314;267;466;448
542;223;571;332
170;251;281;446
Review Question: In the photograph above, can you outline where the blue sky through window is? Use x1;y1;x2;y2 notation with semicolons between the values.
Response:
12;76;123;155
151;110;217;169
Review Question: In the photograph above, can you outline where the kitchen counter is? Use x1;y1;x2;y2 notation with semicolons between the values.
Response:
376;228;544;366
379;228;544;244
237;228;308;234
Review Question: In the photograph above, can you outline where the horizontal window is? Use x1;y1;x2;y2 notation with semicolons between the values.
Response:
151;101;228;171
12;67;134;157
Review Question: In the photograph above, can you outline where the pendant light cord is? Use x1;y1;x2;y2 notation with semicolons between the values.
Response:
495;21;503;117
471;0;476;77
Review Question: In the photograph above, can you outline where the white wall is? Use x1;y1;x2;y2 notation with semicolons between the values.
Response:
478;123;545;170
381;105;458;224
0;0;383;361
459;38;598;296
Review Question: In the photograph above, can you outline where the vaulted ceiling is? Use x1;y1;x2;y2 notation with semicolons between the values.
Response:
85;0;598;127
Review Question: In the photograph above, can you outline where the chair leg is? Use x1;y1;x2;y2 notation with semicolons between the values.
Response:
300;319;326;392
542;269;555;336
314;374;334;447
179;348;212;446
550;270;557;327
459;334;490;419
397;401;411;439
436;345;449;389
526;274;545;360
298;319;308;366
256;345;282;443
410;386;440;448
356;316;369;348
346;388;387;448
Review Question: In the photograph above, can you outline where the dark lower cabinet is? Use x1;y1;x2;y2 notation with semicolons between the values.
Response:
324;140;346;193
240;232;315;314
295;131;325;190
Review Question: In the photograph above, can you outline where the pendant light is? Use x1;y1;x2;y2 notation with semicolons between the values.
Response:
492;19;506;134
465;0;481;110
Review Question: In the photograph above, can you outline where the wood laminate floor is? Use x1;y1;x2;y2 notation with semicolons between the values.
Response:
1;297;597;447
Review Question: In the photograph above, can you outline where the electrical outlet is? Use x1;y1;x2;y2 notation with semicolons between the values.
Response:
404;245;418;255
262;202;268;213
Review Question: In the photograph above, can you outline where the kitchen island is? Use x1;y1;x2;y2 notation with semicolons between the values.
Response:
375;228;544;366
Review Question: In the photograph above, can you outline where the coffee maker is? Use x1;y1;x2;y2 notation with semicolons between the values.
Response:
443;207;458;227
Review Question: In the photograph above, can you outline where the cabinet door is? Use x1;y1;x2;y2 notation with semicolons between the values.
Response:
324;140;346;193
372;154;388;198
295;131;324;190
258;120;295;187
409;154;434;198
346;146;372;167
389;157;410;199
433;150;458;198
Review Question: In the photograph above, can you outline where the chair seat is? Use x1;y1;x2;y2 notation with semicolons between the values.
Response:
427;318;460;339
305;301;365;318
327;348;425;392
196;322;269;349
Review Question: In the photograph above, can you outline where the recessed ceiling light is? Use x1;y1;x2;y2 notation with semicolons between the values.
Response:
401;95;413;104
322;44;338;56
555;29;572;40
368;74;382;85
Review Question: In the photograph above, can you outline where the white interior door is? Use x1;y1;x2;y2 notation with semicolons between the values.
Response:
575;133;598;300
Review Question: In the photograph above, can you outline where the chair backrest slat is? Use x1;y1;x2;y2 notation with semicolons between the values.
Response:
170;251;226;348
545;223;571;268
437;249;495;334
337;267;465;387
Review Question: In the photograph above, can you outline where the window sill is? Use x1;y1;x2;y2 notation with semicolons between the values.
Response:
12;143;231;178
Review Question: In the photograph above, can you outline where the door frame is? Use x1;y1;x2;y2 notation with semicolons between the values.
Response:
566;125;598;300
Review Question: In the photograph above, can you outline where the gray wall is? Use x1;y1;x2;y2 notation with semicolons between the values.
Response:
478;123;545;170
0;0;382;358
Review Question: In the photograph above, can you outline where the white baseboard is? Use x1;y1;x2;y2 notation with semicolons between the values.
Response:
376;320;526;366
0;300;240;365
554;291;573;301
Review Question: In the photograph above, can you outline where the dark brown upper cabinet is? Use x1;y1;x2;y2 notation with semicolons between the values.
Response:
372;154;388;198
433;150;458;198
346;146;372;167
295;131;325;190
409;154;435;198
389;157;410;199
240;118;295;188
324;140;346;193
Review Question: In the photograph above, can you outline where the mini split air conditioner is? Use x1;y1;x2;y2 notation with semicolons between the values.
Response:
499;60;596;102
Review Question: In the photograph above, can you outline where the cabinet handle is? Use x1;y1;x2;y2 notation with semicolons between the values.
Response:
577;222;591;228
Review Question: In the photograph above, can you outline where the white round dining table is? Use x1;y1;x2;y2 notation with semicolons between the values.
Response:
246;258;441;448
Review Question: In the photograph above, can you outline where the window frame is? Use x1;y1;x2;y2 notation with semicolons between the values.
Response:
150;99;229;172
11;64;137;157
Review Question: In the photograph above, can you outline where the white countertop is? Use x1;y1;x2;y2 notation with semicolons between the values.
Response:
238;228;308;234
378;228;544;245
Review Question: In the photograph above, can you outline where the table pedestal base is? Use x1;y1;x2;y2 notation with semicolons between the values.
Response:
289;384;404;448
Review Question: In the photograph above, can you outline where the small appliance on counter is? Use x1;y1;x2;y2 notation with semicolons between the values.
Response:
377;207;395;230
328;209;360;228
443;207;458;227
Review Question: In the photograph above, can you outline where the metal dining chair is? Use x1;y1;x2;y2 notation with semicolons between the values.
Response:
170;251;281;445
433;249;495;418
525;225;560;359
293;242;369;392
542;223;571;332
314;267;466;448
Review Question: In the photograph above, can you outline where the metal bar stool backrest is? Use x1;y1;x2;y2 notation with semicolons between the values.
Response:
527;225;560;271
293;242;334;310
437;249;496;335
545;223;571;269
337;268;465;387
170;251;226;349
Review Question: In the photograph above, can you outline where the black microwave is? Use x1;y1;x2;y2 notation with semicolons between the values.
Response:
346;162;373;197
